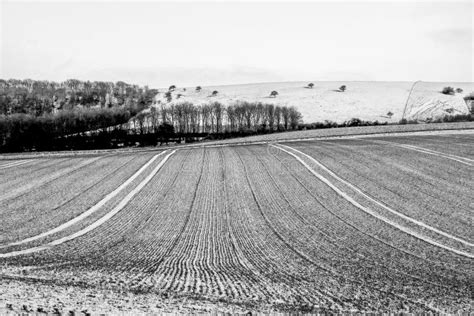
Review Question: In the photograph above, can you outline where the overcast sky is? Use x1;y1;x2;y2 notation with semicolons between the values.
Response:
1;0;472;87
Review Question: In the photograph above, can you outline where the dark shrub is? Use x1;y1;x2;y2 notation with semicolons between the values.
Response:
441;86;455;95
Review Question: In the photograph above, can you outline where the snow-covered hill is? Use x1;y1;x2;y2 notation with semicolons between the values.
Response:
153;81;473;123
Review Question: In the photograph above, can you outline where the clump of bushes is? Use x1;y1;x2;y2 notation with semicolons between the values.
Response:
441;86;455;95
430;114;473;123
399;118;419;125
300;118;387;130
463;92;474;114
399;114;473;124
456;88;463;93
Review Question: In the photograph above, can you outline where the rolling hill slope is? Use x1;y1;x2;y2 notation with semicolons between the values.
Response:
154;81;473;123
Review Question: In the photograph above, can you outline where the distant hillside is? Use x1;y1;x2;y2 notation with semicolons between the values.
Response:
154;81;473;123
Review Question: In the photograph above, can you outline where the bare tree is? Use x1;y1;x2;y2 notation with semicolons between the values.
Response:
289;106;302;130
274;106;282;130
265;104;275;131
281;106;290;130
212;102;223;133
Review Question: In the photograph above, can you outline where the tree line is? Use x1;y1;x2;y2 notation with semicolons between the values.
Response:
0;106;145;152
134;101;303;135
0;79;158;116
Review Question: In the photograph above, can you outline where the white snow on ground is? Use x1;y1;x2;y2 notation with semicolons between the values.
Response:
152;81;473;123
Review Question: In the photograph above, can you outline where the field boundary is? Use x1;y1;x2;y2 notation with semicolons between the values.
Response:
0;150;176;258
0;123;473;157
271;144;473;258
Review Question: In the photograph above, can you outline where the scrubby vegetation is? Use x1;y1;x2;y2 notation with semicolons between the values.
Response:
300;118;388;130
399;113;473;125
441;86;455;95
464;92;474;114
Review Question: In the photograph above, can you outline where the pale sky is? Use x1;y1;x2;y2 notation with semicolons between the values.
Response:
1;0;472;87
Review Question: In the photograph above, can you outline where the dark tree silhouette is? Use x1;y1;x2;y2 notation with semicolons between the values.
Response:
339;85;346;92
211;90;218;96
270;91;279;98
456;88;463;93
196;86;202;92
169;85;176;91
307;83;314;89
442;87;455;95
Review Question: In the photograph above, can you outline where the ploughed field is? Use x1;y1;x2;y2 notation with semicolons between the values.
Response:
0;132;473;313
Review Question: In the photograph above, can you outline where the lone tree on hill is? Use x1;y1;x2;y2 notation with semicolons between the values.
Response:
169;85;176;91
339;85;346;92
387;111;394;118
196;86;202;92
442;86;455;95
307;83;314;89
211;90;218;96
270;90;279;98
